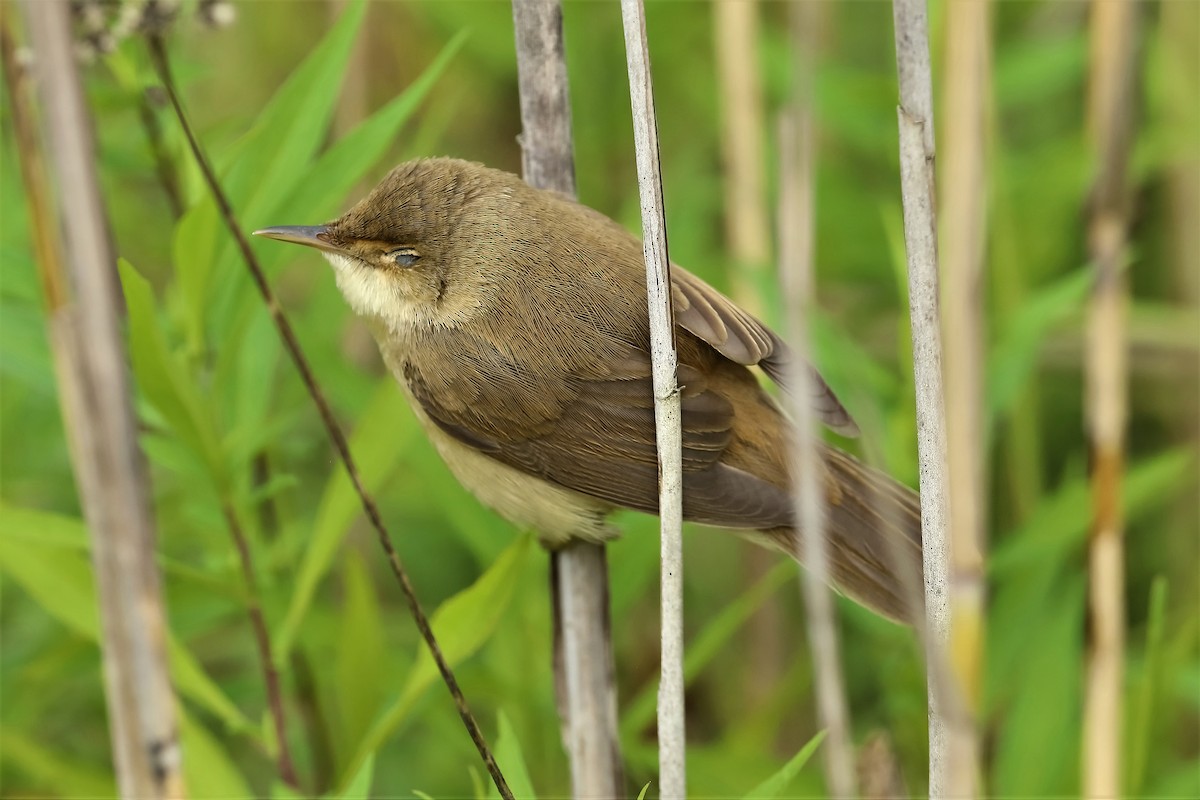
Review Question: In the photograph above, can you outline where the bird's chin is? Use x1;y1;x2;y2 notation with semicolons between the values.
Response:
322;251;426;336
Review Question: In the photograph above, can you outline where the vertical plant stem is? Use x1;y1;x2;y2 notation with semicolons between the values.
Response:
713;0;770;310
1083;1;1138;796
713;0;785;715
889;0;954;795
220;504;299;789
136;87;185;217
939;0;991;796
619;1;686;795
11;5;185;798
511;3;624;796
778;4;857;797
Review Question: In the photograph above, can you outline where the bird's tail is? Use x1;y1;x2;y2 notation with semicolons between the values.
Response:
765;446;924;624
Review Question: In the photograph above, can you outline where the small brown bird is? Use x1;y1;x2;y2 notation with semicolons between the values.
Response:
257;158;922;622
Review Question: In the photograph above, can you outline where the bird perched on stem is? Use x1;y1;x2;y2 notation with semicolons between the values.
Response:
257;157;923;623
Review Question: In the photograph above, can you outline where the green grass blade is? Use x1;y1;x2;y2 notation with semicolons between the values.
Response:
487;711;537;800
1126;576;1169;796
119;259;225;483
743;730;827;799
180;708;253;798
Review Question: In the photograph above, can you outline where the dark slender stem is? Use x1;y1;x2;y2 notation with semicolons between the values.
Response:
143;35;512;800
220;503;299;790
291;649;336;792
136;86;184;217
252;451;281;541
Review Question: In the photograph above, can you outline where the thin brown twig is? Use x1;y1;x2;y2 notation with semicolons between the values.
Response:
219;503;299;790
136;86;185;217
142;34;513;800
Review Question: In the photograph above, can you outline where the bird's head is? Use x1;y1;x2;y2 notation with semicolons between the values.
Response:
256;158;516;334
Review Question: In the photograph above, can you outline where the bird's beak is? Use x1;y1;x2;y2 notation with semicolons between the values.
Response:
253;225;344;255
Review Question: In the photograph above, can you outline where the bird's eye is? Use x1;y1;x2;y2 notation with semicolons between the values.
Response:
389;248;421;268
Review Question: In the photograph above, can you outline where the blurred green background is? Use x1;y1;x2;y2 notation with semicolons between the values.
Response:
1;0;1196;797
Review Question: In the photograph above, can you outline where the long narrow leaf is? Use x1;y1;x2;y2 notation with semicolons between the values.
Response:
337;535;532;791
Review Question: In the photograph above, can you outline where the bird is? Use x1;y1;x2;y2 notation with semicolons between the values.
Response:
256;157;923;623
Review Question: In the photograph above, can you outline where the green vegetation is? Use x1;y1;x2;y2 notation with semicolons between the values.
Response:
1;1;1196;797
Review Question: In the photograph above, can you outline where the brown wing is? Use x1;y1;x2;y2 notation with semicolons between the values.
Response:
671;267;860;437
404;348;795;530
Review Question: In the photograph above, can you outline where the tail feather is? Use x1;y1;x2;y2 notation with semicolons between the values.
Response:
767;446;924;624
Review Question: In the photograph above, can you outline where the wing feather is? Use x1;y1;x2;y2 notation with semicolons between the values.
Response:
671;267;860;437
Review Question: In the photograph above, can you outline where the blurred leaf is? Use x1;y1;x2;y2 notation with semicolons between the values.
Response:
622;560;794;739
1127;576;1169;796
276;31;468;232
334;552;388;769
987;267;1091;426
0;504;244;599
0;528;252;732
118;259;224;483
989;582;1084;797
338;535;532;790
743;730;826;799
995;32;1088;111
180;708;253;799
335;753;375;799
487;711;536;800
174;197;221;354
0;728;117;798
0;301;54;396
274;376;418;660
273;781;305;800
990;449;1193;572
234;0;368;216
197;0;368;338
0;504;87;550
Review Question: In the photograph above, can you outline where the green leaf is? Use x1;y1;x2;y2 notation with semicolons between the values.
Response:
989;585;1084;796
337;536;533;790
231;0;368;219
621;560;794;739
274;376;419;660
182;0;366;347
0;525;252;732
118;259;224;484
0;728;117;798
334;552;388;767
173;197;221;355
1127;576;1169;796
743;730;827;799
180;708;253;799
990;449;1194;573
487;712;537;800
276;31;468;232
272;781;305;800
335;753;376;800
0;504;245;601
987;267;1091;426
